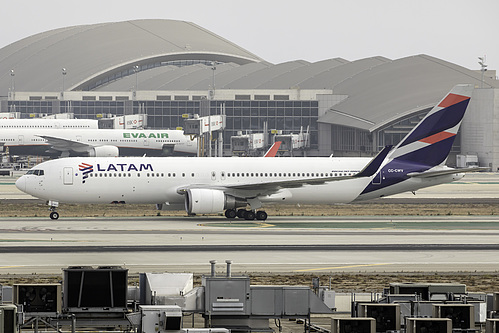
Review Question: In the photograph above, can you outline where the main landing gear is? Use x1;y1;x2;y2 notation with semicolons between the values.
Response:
224;209;268;221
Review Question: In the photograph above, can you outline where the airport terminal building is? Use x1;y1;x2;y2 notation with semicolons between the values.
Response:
1;19;498;168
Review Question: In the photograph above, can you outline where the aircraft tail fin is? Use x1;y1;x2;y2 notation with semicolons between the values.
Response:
388;84;473;168
264;141;281;157
354;145;392;178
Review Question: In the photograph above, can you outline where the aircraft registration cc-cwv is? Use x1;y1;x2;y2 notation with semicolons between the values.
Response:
16;85;483;220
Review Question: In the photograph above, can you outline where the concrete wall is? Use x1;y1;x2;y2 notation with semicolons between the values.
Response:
461;88;499;171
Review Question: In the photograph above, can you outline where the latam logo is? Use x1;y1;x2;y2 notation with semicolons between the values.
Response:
79;163;93;183
78;163;154;184
96;163;154;172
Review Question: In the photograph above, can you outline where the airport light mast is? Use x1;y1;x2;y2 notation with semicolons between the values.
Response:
9;69;15;100
133;65;140;100
478;56;487;88
61;68;67;100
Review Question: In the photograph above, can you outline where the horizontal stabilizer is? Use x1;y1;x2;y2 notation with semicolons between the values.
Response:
407;166;489;178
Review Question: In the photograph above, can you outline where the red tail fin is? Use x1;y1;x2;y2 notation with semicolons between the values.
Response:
264;141;281;157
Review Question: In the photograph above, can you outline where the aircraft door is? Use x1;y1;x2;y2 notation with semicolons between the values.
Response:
211;171;216;181
76;135;82;142
18;135;24;145
63;167;73;185
372;170;382;184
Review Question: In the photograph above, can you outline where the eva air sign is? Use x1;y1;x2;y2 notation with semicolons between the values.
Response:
123;132;169;139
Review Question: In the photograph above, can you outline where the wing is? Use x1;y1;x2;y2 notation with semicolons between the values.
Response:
37;135;93;153
178;145;393;198
407;166;489;178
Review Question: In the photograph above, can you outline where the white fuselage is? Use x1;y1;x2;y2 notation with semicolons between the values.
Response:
0;129;197;156
15;156;463;209
0;118;98;129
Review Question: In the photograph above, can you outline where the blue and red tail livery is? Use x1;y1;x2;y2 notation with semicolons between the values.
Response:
360;84;474;197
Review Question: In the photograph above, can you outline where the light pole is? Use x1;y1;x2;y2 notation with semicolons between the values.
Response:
210;62;217;100
61;68;67;99
133;65;139;99
9;69;15;100
478;56;487;88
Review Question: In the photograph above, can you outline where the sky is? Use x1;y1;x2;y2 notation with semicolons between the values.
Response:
1;0;498;72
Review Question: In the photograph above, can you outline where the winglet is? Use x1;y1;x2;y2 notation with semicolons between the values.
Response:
354;145;392;178
264;141;282;157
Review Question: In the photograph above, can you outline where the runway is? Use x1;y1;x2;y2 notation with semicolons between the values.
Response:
2;215;499;275
1;172;499;275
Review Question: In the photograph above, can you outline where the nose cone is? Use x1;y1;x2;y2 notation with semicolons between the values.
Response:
15;176;26;193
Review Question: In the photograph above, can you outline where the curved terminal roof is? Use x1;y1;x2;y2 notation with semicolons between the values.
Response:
0;19;264;93
321;54;499;131
1;19;498;134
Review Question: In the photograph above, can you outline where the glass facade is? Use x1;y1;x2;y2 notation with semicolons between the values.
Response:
330;108;460;155
5;99;460;155
8;99;319;151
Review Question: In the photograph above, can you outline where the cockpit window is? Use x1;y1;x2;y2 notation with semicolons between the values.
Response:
26;169;44;176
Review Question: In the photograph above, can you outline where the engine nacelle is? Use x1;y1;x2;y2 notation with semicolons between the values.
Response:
185;189;243;215
88;145;120;157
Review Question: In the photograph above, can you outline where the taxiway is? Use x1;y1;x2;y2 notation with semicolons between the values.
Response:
1;215;499;274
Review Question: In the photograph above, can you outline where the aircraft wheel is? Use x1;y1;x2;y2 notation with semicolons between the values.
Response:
256;211;268;221
50;211;60;220
244;210;256;220
236;209;247;218
225;209;237;219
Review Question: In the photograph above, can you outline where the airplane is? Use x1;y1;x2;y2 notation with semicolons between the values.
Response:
16;84;483;220
0;118;98;129
0;128;197;157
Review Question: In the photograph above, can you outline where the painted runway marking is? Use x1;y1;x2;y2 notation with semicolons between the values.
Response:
295;263;392;272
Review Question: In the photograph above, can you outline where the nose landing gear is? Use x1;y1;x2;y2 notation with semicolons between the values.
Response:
48;200;60;220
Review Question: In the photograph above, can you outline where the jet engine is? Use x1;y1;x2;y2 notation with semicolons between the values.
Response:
184;189;244;214
87;145;120;157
